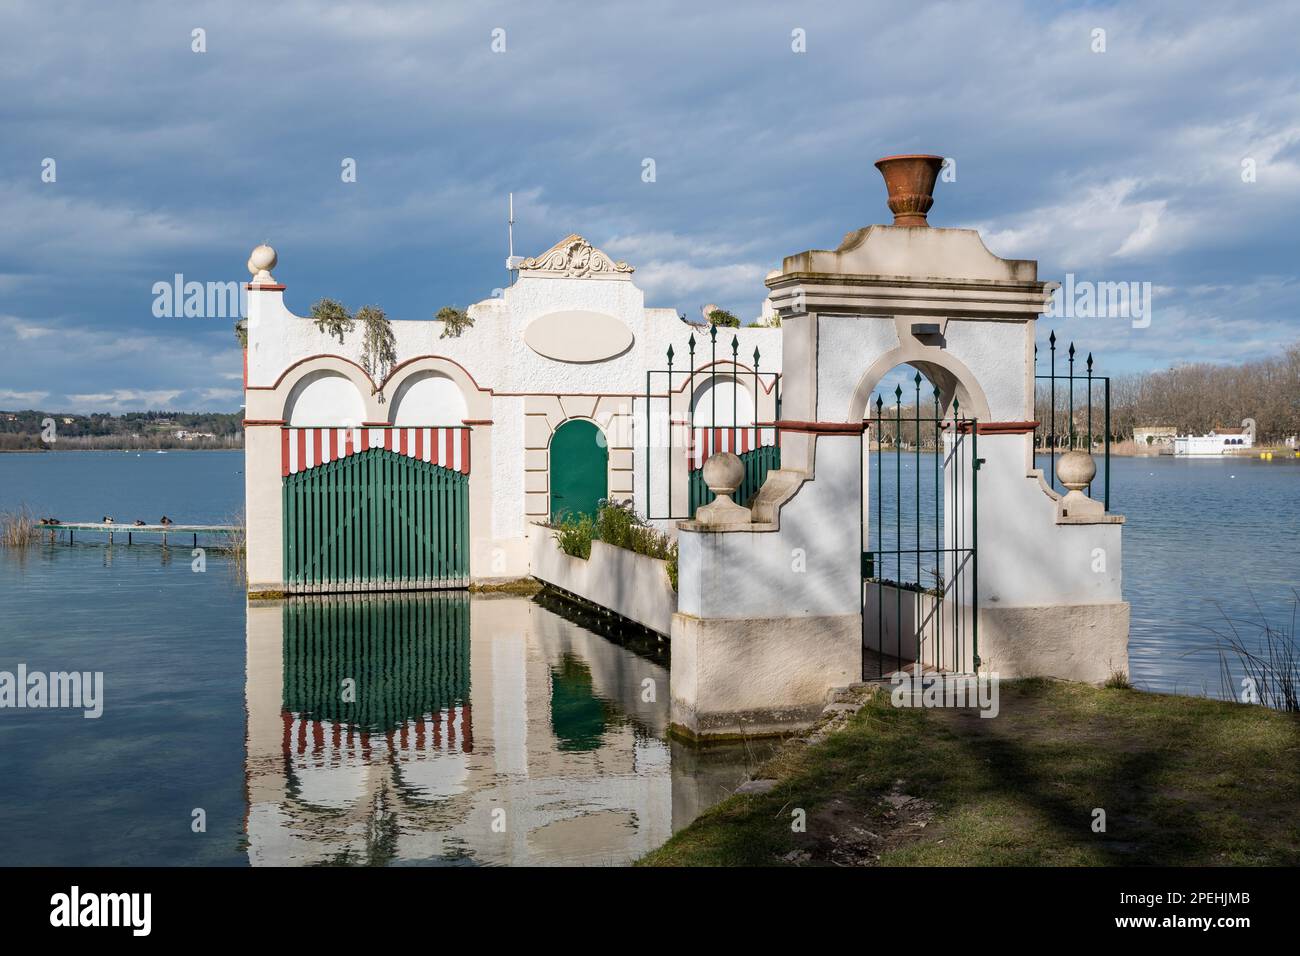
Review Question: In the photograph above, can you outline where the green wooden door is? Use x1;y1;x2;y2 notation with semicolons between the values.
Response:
549;420;608;522
283;448;468;592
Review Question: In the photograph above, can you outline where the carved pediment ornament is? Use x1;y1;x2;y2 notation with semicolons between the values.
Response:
518;234;634;278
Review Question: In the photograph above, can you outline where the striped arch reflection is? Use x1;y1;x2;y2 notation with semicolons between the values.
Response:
245;592;774;865
281;594;472;781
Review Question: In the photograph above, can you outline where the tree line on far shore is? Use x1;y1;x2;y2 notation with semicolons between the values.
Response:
0;410;243;451
1036;339;1300;445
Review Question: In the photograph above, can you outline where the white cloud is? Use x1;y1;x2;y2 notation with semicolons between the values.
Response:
65;389;184;411
0;389;50;406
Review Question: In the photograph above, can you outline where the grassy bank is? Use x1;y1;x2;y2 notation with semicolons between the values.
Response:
641;679;1300;866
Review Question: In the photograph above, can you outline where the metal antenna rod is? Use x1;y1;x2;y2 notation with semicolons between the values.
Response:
507;192;516;286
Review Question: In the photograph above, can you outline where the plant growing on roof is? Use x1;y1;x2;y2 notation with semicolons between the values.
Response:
437;305;474;339
707;308;740;328
310;298;356;344
357;305;397;398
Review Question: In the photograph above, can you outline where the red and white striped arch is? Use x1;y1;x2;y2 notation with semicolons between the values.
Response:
281;426;470;477
687;426;779;470
282;705;473;767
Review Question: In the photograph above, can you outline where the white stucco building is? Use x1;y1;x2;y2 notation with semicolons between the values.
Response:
243;153;1131;738
1173;421;1255;456
242;234;780;593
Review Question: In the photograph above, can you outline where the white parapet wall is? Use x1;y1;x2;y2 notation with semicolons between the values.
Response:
669;430;864;738
966;432;1129;682
528;524;678;637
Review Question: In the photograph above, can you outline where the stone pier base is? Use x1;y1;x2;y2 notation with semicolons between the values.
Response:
669;612;861;739
977;602;1130;683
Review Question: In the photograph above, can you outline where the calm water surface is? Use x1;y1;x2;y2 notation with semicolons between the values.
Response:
0;452;766;865
1;449;1297;864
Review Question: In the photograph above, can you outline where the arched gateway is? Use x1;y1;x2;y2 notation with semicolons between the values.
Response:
669;155;1128;739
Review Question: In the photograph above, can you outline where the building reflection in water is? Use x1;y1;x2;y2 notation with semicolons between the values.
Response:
246;592;764;866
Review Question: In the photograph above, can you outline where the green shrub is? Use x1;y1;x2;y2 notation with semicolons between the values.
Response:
707;308;740;328
356;305;397;391
310;298;356;343
551;501;680;591
551;512;595;560
436;305;474;338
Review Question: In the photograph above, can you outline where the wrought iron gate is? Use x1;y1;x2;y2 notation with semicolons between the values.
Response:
644;325;782;519
1034;331;1113;508
282;427;470;593
862;375;979;679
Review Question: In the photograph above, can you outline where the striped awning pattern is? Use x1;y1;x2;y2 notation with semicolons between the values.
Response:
281;426;470;476
687;426;779;470
282;705;473;767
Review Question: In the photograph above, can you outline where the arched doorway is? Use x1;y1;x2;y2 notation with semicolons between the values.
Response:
861;364;978;679
550;420;608;522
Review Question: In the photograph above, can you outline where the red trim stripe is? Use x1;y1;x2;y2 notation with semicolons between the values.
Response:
281;427;473;476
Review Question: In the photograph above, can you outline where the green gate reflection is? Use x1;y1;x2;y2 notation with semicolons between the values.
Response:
282;593;471;738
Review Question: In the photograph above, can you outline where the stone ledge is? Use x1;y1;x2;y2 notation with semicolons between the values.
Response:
1056;513;1125;525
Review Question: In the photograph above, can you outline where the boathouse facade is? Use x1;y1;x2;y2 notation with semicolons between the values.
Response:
244;155;1131;734
241;235;780;594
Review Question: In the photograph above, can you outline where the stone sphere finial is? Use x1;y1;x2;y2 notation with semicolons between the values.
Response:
247;243;277;284
703;452;744;497
694;452;752;528
1056;449;1096;492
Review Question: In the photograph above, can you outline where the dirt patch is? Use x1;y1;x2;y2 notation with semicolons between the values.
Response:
786;781;939;866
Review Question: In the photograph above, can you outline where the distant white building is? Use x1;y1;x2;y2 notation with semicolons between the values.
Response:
1173;419;1255;457
1133;425;1176;451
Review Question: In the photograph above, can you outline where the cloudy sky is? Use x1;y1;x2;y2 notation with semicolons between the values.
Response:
2;0;1298;412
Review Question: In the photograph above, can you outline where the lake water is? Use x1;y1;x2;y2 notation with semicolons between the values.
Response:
0;451;769;866
1;449;1296;864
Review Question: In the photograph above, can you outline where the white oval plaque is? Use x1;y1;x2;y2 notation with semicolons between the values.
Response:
523;310;634;363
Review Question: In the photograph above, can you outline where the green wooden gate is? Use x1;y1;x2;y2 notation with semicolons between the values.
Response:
283;448;468;593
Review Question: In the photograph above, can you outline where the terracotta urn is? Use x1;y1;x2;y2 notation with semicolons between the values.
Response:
873;154;944;227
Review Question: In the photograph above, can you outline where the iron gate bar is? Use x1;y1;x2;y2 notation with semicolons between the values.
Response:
644;330;781;521
865;389;978;680
1035;334;1112;510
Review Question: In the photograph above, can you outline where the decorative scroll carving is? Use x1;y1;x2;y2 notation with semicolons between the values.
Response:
518;234;634;278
